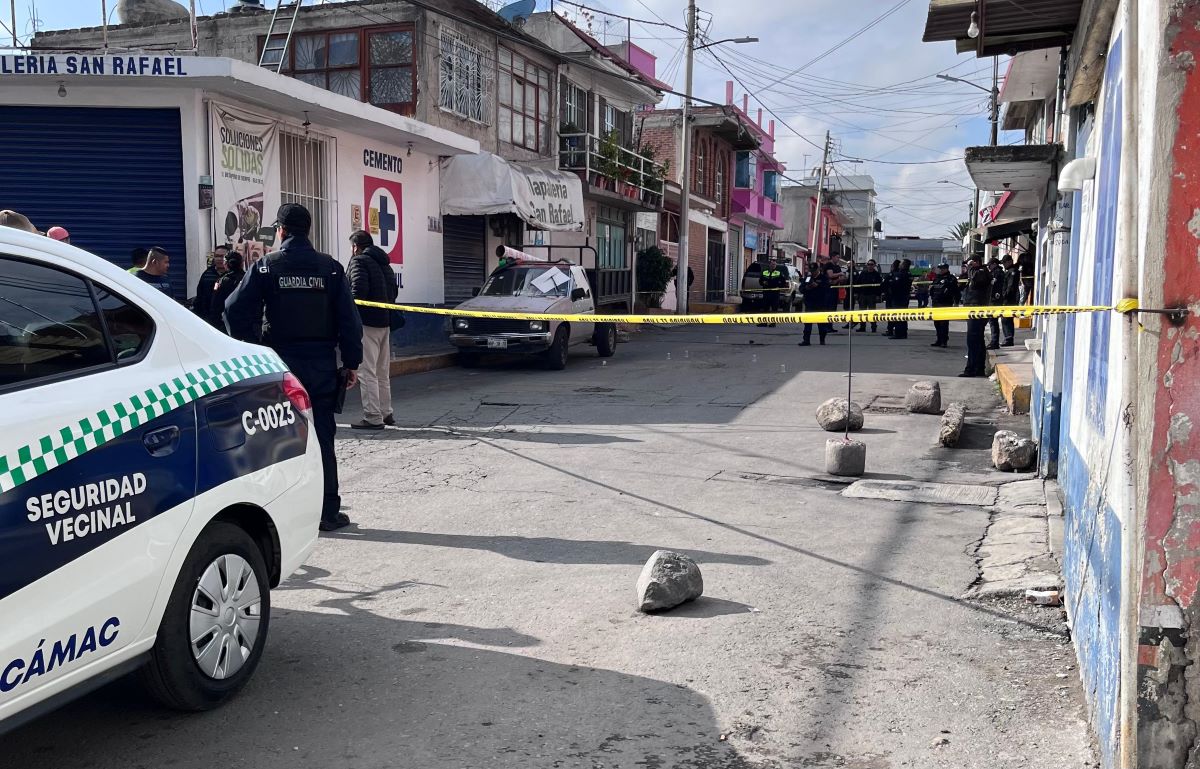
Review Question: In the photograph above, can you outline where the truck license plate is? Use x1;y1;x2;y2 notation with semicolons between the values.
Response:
487;338;508;349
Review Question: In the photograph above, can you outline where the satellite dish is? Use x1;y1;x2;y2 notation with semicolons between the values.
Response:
497;0;536;25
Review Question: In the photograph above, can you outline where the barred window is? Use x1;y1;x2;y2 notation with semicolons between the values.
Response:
439;30;488;122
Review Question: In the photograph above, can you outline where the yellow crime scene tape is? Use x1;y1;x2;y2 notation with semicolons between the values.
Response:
356;300;1115;326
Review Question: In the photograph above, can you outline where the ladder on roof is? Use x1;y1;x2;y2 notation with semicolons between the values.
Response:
258;0;304;72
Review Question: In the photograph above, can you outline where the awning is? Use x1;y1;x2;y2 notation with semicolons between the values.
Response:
965;144;1061;194
923;0;1083;57
440;152;585;232
981;217;1035;241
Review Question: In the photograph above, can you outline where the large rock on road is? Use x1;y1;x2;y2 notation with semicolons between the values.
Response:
637;550;703;612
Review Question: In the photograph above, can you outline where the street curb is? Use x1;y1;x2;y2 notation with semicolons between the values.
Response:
389;352;458;378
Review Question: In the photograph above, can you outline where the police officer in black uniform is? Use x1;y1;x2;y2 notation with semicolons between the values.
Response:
960;256;991;377
928;262;961;348
226;204;364;532
798;260;834;346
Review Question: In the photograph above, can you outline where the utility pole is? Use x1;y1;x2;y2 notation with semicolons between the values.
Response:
809;131;832;265
675;0;697;315
989;55;999;147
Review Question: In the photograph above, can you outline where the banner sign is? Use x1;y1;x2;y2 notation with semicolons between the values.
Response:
211;104;279;266
0;54;191;77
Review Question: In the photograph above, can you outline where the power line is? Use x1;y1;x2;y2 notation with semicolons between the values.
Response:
754;0;915;91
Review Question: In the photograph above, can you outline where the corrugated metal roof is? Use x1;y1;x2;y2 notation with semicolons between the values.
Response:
924;0;1082;57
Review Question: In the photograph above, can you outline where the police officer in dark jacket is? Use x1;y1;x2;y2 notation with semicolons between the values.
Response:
211;251;244;331
928;262;960;348
999;254;1021;346
960;256;991;377
193;245;227;325
226;204;364;532
854;259;883;332
986;257;1005;349
798;260;833;346
884;259;914;339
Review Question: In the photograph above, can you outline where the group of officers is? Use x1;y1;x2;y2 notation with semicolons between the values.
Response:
756;251;1026;378
205;203;1030;535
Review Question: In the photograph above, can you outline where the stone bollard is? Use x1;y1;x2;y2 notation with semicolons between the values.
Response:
637;550;704;612
816;398;864;432
992;430;1038;471
939;402;967;447
826;438;866;477
906;381;942;414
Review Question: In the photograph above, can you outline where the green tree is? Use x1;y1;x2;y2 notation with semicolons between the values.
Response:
947;221;972;240
636;246;673;309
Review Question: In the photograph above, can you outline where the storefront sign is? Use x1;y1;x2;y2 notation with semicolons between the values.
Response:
0;54;190;76
363;149;404;175
210;104;280;265
744;229;759;250
365;176;404;265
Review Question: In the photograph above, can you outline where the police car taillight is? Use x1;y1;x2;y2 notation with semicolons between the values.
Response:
283;372;312;415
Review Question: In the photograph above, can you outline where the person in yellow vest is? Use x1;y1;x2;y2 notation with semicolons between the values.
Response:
758;256;786;328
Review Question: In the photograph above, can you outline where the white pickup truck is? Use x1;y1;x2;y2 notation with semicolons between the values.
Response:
448;261;618;370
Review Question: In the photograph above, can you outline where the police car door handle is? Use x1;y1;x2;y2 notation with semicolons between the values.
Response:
143;425;181;457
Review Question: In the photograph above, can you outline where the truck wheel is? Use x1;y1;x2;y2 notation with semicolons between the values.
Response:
595;324;617;357
139;522;270;711
457;350;481;368
544;326;569;370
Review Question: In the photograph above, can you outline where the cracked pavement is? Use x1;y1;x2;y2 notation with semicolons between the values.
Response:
4;323;1096;768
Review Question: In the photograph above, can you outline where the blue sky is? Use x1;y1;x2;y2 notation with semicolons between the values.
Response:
11;0;1012;236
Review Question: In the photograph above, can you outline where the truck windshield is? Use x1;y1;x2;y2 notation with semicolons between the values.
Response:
481;266;572;298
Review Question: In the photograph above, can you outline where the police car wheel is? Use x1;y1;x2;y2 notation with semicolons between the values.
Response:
544;326;569;370
140;522;271;711
595;324;617;357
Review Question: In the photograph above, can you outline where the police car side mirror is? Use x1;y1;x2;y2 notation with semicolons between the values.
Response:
471;287;481;297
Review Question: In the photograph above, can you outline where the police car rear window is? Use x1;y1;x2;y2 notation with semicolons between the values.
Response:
0;257;152;390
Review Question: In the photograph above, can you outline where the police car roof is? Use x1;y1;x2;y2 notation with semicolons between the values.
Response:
0;225;214;335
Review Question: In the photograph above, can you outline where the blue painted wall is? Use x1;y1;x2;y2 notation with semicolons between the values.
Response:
1057;33;1125;768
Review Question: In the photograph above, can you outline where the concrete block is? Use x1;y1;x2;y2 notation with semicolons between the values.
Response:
938;402;967;447
905;381;942;414
826;439;866;477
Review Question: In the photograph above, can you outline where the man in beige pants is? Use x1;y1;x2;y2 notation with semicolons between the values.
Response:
347;230;398;429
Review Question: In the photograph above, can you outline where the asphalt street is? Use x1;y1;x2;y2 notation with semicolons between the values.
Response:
3;322;1095;768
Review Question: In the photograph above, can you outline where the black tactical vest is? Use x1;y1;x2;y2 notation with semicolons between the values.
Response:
260;254;337;345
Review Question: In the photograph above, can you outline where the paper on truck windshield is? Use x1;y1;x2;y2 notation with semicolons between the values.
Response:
531;268;570;294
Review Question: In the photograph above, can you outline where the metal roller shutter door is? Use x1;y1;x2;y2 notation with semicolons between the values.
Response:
0;106;188;298
441;215;486;307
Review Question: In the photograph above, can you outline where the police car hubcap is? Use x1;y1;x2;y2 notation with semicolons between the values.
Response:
189;554;262;680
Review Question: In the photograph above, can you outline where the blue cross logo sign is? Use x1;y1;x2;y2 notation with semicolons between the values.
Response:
366;177;403;262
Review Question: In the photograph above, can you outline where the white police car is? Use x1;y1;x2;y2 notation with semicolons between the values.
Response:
0;227;322;731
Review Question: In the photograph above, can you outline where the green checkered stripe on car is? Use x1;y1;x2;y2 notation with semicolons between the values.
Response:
0;353;287;495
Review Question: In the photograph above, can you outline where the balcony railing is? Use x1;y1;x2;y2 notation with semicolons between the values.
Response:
559;132;665;209
731;188;783;228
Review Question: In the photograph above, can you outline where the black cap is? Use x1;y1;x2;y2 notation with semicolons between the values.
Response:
349;230;373;247
273;203;311;234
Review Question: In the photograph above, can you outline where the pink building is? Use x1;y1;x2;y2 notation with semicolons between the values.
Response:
723;83;785;270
